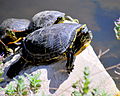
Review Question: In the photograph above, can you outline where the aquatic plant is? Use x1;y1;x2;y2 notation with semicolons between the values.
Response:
25;73;42;93
114;17;120;40
71;67;112;96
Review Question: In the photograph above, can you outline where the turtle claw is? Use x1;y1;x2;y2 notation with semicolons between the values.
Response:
66;65;74;73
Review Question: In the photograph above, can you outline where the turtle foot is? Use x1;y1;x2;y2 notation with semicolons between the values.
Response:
66;65;74;73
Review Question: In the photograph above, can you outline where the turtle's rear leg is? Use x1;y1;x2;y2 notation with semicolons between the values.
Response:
6;56;26;78
66;49;74;73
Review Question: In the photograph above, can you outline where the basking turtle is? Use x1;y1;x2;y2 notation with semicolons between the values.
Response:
0;18;31;42
31;10;79;30
7;23;92;78
0;18;31;55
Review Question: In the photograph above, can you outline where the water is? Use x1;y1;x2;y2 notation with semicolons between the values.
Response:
0;0;120;89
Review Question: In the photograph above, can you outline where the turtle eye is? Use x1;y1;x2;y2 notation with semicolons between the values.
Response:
81;27;88;33
82;28;85;30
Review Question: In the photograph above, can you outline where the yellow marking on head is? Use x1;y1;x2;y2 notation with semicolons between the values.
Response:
73;19;79;23
6;29;17;40
7;37;23;45
76;24;86;33
69;24;87;49
74;41;91;56
57;17;79;24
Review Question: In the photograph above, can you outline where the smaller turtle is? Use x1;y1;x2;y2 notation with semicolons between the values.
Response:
7;23;92;78
31;10;79;30
0;18;31;40
0;18;31;55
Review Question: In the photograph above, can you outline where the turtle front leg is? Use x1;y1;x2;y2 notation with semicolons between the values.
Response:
66;49;74;73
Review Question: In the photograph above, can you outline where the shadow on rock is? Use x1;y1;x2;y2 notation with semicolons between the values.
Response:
0;54;69;94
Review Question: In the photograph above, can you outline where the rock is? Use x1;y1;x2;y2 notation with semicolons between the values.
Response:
1;45;119;96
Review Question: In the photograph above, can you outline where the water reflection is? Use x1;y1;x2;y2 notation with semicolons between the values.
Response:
0;0;120;89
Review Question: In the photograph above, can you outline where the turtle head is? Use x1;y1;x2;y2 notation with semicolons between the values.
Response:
5;28;17;40
73;24;92;56
54;16;79;24
79;24;92;44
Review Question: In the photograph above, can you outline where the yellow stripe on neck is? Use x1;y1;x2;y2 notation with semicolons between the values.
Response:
7;37;23;45
74;41;91;56
69;24;87;49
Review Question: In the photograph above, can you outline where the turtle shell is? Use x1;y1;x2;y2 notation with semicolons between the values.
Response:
22;23;82;63
0;18;31;32
31;10;65;29
0;18;31;55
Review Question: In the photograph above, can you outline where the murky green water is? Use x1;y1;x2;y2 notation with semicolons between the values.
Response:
0;0;120;89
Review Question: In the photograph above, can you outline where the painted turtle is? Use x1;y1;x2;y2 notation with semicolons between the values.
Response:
0;18;31;41
7;23;92;78
0;18;31;55
31;10;79;30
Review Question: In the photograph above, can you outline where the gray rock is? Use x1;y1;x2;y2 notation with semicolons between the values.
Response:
1;45;119;96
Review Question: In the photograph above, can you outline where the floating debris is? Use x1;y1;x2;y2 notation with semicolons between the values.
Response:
114;17;120;40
